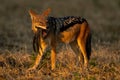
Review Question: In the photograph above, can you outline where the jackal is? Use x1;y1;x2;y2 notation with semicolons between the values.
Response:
28;8;91;70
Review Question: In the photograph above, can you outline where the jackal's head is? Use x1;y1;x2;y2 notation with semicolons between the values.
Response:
29;8;51;33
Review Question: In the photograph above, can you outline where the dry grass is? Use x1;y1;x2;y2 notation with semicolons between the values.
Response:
0;0;120;80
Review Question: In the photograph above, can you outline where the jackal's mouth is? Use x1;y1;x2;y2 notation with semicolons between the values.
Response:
35;26;49;38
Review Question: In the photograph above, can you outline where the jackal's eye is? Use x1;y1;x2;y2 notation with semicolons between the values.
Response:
39;22;44;25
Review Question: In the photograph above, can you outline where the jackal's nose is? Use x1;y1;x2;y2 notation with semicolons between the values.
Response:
32;27;37;33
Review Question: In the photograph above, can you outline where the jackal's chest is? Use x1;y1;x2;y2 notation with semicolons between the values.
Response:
59;24;80;43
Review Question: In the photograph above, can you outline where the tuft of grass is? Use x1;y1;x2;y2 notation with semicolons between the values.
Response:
89;58;97;67
89;77;96;80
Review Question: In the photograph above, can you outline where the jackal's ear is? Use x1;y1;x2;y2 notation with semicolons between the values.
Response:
42;8;51;17
29;9;37;19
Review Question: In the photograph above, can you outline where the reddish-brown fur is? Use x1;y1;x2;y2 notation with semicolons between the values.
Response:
28;8;91;71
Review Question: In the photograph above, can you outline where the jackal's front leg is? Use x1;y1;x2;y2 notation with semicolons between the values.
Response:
50;37;56;70
28;37;47;71
28;49;43;71
51;48;56;70
31;53;42;70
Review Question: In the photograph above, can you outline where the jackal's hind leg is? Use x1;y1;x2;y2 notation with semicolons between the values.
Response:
77;37;88;68
70;41;84;66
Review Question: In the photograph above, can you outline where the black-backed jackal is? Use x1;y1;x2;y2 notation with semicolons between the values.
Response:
28;8;91;70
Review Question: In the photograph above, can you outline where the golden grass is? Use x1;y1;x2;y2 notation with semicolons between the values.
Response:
0;43;120;80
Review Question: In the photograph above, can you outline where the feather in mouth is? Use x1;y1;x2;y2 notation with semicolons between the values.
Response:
37;25;47;30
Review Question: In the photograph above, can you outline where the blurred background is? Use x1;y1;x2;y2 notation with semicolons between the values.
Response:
0;0;120;52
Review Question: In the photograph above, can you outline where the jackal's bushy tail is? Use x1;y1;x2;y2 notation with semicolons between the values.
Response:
86;33;91;60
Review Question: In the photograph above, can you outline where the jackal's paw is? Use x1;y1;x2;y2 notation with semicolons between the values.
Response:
83;63;89;71
51;65;56;71
84;62;88;67
27;67;37;73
